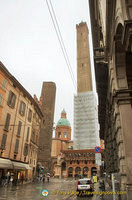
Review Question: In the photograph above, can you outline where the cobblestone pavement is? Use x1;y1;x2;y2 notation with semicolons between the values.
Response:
0;178;127;200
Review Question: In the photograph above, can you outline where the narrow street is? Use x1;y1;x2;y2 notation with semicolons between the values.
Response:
0;178;100;200
0;178;125;200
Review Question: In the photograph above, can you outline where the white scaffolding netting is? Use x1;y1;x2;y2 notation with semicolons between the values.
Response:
73;91;100;150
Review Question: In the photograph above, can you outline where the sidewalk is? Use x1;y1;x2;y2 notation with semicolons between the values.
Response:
93;180;127;200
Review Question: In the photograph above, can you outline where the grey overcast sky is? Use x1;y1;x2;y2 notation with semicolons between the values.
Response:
0;0;95;139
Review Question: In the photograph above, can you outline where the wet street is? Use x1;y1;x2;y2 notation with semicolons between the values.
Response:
0;178;98;200
0;178;124;200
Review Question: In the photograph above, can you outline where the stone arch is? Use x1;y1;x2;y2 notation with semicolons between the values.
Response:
114;0;124;33
114;23;128;89
61;161;66;171
83;167;89;177
91;167;97;176
75;167;81;175
114;16;124;35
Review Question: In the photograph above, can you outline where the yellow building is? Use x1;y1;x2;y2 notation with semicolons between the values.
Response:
0;63;8;122
0;62;43;181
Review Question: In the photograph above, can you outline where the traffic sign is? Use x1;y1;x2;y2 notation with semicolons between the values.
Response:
94;146;101;153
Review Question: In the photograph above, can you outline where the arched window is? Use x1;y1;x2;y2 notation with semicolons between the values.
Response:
68;167;73;177
75;167;81;175
83;167;89;177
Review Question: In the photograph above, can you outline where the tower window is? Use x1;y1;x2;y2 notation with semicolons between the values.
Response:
64;132;67;138
58;132;61;138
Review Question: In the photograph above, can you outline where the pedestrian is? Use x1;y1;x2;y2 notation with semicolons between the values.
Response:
40;173;43;181
42;175;45;184
99;179;105;200
21;174;24;184
5;172;10;185
47;173;50;183
7;174;10;184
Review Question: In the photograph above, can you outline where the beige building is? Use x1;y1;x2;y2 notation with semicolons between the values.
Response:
89;0;132;199
0;62;43;181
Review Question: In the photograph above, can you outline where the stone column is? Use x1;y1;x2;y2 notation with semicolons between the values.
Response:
118;100;132;199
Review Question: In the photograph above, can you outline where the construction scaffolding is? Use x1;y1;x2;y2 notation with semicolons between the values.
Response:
73;91;100;150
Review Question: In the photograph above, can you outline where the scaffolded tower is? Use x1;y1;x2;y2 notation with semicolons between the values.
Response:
74;22;100;152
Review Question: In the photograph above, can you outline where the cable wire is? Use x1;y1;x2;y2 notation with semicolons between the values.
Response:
45;0;76;90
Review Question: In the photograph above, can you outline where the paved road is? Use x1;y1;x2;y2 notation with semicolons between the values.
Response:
0;179;96;200
0;178;125;200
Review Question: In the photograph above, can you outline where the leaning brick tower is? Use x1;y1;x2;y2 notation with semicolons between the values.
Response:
37;82;56;172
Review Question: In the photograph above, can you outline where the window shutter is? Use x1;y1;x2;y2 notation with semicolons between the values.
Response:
24;143;28;156
28;109;32;122
7;91;12;106
4;113;11;131
12;94;16;107
19;101;26;115
26;127;30;141
1;134;7;149
7;91;16;108
14;139;19;153
17;121;22;136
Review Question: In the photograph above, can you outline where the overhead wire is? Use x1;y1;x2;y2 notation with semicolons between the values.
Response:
45;0;76;90
45;0;97;131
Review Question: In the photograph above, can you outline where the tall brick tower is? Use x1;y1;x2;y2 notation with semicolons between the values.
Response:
76;22;93;92
74;22;100;155
37;82;56;172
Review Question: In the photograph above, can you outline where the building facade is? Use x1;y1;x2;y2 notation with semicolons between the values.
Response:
51;109;73;177
37;82;56;172
0;62;43;181
51;110;100;178
89;0;132;199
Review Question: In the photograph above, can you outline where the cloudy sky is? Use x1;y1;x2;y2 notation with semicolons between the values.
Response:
0;0;95;139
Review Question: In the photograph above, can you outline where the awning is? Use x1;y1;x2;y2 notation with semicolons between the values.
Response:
0;158;13;169
0;160;32;170
24;164;32;170
12;161;26;170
